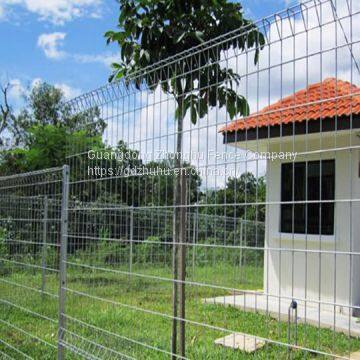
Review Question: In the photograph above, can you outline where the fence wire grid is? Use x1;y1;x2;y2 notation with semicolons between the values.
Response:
1;0;360;358
0;167;67;359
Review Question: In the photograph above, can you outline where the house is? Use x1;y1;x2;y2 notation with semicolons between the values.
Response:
220;78;360;321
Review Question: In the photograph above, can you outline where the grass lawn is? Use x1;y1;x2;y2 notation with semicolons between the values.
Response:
1;261;360;359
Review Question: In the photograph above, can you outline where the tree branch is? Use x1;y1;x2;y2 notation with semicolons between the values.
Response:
0;83;12;135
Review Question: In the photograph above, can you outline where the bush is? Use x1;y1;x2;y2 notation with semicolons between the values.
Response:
0;227;10;275
135;236;170;265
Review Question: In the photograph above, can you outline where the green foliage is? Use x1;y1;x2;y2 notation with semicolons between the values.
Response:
69;142;202;205
0;81;106;176
0;227;7;258
2;82;105;147
11;125;68;170
203;172;266;221
70;234;125;267
25;82;106;135
28;82;64;126
105;0;265;123
144;158;201;206
0;125;104;175
136;236;167;264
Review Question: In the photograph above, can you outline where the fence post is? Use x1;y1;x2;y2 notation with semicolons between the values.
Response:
239;219;244;283
178;173;187;358
58;165;70;360
41;196;48;297
192;211;197;277
129;207;134;278
172;204;178;359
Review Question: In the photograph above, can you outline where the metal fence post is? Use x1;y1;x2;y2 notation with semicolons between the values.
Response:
178;172;187;358
129;207;134;278
58;165;70;360
172;169;188;359
172;204;178;359
239;219;244;283
192;211;197;277
41;196;48;297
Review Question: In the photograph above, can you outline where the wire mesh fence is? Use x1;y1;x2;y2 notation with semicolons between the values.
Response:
61;0;360;358
62;198;266;358
0;167;67;359
1;0;360;358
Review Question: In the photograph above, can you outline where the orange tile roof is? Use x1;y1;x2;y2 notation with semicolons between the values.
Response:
220;78;360;133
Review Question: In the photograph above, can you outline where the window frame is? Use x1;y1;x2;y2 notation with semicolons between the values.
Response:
280;159;335;236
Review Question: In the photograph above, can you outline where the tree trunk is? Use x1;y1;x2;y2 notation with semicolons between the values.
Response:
172;106;187;358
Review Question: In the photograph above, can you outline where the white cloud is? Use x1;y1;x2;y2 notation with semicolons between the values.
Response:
4;77;81;108
30;77;42;88
1;77;31;115
37;32;66;60
0;0;102;25
7;78;26;103
0;76;42;105
74;52;118;67
37;32;118;68
29;77;82;100
55;82;81;100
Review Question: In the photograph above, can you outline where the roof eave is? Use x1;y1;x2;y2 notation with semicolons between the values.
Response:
223;115;360;145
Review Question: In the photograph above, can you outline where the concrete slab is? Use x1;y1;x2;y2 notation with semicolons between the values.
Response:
203;293;360;337
214;333;265;352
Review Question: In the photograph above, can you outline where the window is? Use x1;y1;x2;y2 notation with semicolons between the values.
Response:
280;160;335;235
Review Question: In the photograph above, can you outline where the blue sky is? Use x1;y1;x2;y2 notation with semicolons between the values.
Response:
0;0;292;105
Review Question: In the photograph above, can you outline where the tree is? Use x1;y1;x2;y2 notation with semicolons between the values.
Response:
106;3;264;354
106;0;264;124
0;83;22;147
0;82;106;147
105;0;265;213
15;83;106;144
0;125;103;174
204;173;266;221
0;82;106;176
144;158;201;206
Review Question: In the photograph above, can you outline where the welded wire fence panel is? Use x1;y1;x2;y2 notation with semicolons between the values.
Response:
0;168;65;359
62;0;360;358
0;0;354;359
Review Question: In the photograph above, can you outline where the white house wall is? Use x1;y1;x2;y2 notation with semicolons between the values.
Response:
351;147;360;314
262;131;360;315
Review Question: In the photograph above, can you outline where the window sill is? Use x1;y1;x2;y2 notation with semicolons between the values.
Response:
275;233;335;243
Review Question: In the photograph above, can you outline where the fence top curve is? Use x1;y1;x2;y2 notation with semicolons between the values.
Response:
64;0;340;114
